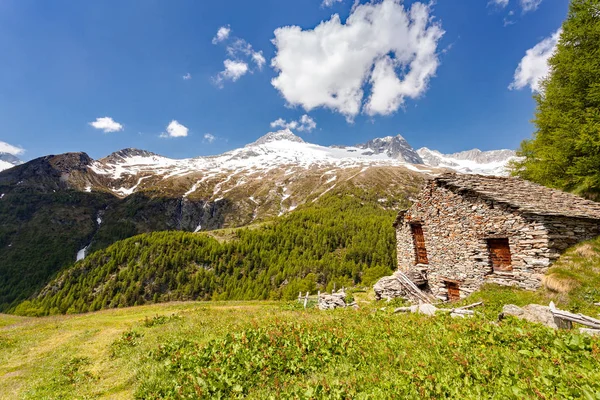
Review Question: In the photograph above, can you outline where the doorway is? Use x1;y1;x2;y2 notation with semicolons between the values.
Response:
487;238;512;272
410;223;428;265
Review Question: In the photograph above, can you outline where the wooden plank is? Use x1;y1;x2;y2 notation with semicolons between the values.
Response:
549;302;600;329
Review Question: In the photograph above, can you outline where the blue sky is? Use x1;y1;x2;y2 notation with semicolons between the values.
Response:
0;0;569;161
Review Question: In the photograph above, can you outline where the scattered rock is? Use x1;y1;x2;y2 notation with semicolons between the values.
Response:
500;304;572;329
416;303;438;316
373;271;431;303
374;273;409;301
394;303;438;316
318;290;355;310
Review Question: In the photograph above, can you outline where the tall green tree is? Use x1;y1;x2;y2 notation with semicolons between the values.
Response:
512;0;600;199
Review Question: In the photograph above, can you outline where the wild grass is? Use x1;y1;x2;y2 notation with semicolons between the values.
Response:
1;299;599;399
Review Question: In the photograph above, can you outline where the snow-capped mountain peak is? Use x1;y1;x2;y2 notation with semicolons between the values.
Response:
247;129;305;147
417;147;518;176
101;148;161;164
355;134;423;164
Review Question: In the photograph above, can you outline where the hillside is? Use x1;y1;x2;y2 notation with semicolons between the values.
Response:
0;129;519;312
13;189;412;316
0;141;425;311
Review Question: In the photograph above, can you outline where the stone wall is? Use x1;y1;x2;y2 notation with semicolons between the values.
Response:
396;181;600;301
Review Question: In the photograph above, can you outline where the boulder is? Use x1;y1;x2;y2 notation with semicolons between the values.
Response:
373;271;413;301
416;303;438;316
318;291;347;310
394;303;438;316
500;304;572;329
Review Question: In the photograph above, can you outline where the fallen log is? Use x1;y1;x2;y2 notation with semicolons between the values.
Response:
549;302;600;329
456;301;483;310
439;309;475;316
437;301;483;313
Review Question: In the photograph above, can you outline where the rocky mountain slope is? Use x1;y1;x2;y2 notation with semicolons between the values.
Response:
0;129;517;311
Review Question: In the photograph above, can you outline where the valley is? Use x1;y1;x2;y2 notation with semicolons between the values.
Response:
0;130;516;312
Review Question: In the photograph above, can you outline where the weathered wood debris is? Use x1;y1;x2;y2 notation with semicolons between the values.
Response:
501;302;600;335
500;304;572;329
373;271;435;304
394;301;483;318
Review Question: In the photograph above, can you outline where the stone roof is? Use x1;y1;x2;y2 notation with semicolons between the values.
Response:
434;173;600;220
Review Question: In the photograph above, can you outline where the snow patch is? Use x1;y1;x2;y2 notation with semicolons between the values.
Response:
112;176;150;196
76;246;89;261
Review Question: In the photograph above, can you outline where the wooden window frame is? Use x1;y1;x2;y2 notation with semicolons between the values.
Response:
444;280;461;302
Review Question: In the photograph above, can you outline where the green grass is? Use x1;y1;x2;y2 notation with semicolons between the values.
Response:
1;300;599;399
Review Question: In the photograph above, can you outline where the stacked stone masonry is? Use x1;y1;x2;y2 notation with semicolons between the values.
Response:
395;173;600;301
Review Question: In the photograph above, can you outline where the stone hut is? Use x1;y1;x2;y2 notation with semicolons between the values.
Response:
394;173;600;301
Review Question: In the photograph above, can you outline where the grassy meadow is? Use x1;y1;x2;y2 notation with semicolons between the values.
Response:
1;293;599;399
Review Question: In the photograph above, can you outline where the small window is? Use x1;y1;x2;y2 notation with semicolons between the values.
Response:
488;238;512;272
410;223;428;265
445;281;461;302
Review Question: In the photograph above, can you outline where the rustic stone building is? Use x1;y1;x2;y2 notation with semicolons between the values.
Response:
394;173;600;301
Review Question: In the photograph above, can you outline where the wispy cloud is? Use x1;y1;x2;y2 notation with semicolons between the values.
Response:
0;141;25;155
183;72;192;80
270;114;317;132
212;26;231;44
160;120;189;138
488;0;509;8
89;117;123;133
212;27;265;86
203;133;216;143
322;0;343;8
509;28;561;92
214;60;249;87
520;0;543;13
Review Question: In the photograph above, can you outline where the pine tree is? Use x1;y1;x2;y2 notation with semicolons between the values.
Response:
512;0;600;199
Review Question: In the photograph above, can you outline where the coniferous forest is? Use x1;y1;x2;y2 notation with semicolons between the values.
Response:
14;192;402;316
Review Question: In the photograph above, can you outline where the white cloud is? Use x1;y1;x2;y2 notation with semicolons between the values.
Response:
212;26;231;44
271;0;444;120
509;28;561;92
226;38;266;70
212;33;265;85
0;141;25;155
489;0;509;8
160;120;189;138
322;0;343;7
252;51;266;70
270;114;317;132
520;0;543;13
214;60;249;86
183;72;192;80
203;133;216;143
89;117;124;133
